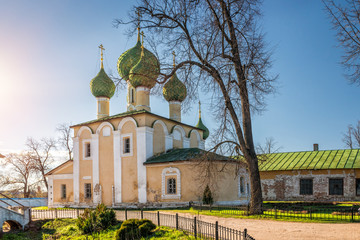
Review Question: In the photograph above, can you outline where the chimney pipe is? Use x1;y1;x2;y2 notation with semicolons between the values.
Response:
313;143;319;151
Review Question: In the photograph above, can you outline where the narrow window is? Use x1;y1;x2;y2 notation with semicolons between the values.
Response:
240;177;245;194
124;137;130;154
85;143;91;158
300;179;313;195
85;183;92;199
167;178;176;194
130;88;135;103
61;184;66;199
356;179;360;196
329;178;343;195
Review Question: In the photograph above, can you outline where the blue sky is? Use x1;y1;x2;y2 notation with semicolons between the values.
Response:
0;0;357;155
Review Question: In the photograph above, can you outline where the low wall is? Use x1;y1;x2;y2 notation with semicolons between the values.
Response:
0;198;47;208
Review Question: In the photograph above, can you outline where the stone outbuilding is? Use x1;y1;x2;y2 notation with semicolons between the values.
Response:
259;148;360;201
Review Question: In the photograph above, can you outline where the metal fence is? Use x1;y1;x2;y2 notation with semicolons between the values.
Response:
191;203;360;222
31;208;255;240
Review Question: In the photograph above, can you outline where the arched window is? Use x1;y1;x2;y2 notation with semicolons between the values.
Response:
130;88;135;103
240;177;245;194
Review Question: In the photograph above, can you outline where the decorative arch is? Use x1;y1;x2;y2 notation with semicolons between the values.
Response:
118;117;138;130
161;167;181;199
77;126;93;137
96;121;115;134
152;120;169;135
189;129;201;148
171;125;186;138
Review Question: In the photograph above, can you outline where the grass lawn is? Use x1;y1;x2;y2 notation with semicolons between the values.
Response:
163;206;360;223
2;219;196;240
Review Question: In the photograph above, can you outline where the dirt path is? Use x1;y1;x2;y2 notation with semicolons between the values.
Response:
161;212;360;240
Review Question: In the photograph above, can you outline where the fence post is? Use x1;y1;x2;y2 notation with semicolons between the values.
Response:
244;228;247;238
194;217;197;238
274;207;277;219
309;208;312;220
141;209;143;219
246;204;250;216
351;206;354;222
125;209;128;220
157;211;160;226
76;209;79;218
176;213;179;230
215;221;218;240
55;209;58;219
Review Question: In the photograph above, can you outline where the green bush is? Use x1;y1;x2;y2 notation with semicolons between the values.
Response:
114;219;156;240
202;185;213;205
76;203;116;234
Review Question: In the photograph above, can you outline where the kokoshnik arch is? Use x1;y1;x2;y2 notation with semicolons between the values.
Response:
45;28;250;208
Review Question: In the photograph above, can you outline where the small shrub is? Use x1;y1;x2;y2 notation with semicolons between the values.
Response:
114;219;156;240
202;185;213;205
76;203;116;234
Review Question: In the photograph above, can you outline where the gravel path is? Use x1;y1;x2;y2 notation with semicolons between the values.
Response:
161;212;360;240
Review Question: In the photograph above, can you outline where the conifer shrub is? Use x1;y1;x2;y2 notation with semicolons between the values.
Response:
202;185;214;205
114;219;156;240
76;203;116;234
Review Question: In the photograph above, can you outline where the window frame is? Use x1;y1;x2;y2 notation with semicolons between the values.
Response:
83;140;92;160
61;184;66;199
356;179;360;196
167;178;176;194
329;178;344;195
121;133;133;157
162;167;181;199
299;178;313;195
85;183;92;199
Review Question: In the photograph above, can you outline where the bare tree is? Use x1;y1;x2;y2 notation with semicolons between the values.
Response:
1;152;34;198
116;0;276;214
26;137;56;189
343;121;360;148
256;137;281;155
57;122;73;160
323;0;360;84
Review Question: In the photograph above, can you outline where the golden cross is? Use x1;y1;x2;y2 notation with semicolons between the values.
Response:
136;8;142;28
99;44;105;68
172;51;176;67
140;31;145;46
198;101;202;117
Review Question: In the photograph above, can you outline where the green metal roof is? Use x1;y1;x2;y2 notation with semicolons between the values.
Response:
258;149;360;171
71;110;146;127
70;110;205;133
145;148;233;164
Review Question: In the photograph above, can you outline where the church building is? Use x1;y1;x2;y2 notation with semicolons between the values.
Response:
46;29;250;208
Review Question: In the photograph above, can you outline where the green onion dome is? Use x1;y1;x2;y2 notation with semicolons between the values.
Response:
128;47;160;88
196;117;209;140
90;68;115;98
117;32;160;81
162;73;187;102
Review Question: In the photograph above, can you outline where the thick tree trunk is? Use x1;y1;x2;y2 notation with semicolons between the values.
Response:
247;154;263;214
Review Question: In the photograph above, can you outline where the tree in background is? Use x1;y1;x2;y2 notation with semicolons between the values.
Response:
56;122;73;161
343;121;360;149
117;0;277;214
1;152;34;198
26;137;56;190
323;0;360;84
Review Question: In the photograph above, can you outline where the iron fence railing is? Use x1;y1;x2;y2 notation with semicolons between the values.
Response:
31;208;255;240
191;203;360;222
